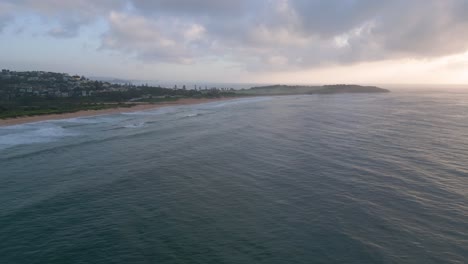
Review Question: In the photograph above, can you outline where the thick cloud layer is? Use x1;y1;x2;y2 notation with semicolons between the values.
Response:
2;0;468;70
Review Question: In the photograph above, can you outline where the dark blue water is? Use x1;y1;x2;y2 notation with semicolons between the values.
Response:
1;93;467;263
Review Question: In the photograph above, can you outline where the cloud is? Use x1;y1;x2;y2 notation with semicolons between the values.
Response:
47;20;83;38
0;16;9;33
1;0;125;38
129;0;251;17
101;12;209;63
3;0;468;70
117;0;468;69
0;2;16;32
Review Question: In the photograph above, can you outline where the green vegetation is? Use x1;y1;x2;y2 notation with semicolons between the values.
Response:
0;100;135;119
0;69;390;120
0;70;241;119
237;84;390;96
0;92;235;119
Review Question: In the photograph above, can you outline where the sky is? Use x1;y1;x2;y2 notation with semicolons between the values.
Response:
1;0;468;85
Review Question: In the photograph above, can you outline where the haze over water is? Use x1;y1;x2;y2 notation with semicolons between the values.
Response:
1;92;468;263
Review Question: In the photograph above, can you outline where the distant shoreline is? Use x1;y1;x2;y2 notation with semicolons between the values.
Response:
0;97;234;127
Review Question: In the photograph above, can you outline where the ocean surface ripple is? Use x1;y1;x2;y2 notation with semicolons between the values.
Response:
1;93;467;263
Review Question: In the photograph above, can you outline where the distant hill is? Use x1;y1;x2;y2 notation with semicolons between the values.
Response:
317;85;390;94
238;84;389;95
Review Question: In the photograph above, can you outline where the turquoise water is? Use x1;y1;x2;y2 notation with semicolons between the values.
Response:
1;93;467;263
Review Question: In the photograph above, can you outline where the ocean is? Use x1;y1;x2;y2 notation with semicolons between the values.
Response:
1;92;467;263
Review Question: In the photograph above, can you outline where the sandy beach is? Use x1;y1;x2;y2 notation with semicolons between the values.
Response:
0;97;235;127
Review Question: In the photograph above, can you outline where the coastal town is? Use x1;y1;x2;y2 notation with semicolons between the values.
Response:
0;69;236;100
0;69;388;120
0;69;129;98
0;69;240;119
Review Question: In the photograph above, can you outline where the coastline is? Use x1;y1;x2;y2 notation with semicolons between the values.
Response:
0;97;235;127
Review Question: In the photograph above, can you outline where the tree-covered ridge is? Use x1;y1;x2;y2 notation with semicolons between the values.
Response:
0;69;239;119
239;84;389;95
0;69;237;101
0;69;390;119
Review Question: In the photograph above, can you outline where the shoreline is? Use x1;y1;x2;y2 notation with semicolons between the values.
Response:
0;97;236;127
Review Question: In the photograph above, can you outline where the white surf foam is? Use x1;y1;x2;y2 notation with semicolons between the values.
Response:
200;97;272;109
121;107;179;116
183;113;201;118
0;123;78;150
123;122;146;128
53;114;126;125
